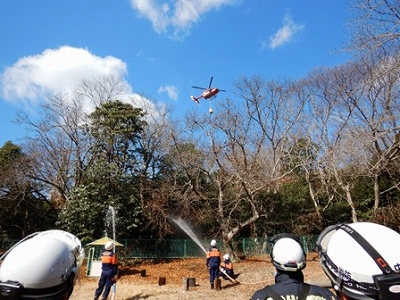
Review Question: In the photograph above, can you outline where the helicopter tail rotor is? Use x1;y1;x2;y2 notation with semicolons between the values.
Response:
190;95;200;103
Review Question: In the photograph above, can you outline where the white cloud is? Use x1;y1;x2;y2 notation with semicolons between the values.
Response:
158;85;178;100
266;14;304;49
130;0;170;33
0;46;163;120
130;0;236;37
0;46;127;102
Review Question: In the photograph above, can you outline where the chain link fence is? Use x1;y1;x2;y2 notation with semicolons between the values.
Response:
85;236;319;260
1;236;319;260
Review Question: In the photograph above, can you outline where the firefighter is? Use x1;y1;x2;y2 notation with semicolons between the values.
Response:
220;253;234;280
206;239;222;289
94;241;118;300
250;235;337;300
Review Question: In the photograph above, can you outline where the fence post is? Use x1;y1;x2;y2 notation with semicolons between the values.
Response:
301;236;308;254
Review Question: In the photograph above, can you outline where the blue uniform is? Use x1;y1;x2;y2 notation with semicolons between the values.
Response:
206;246;221;287
94;250;118;300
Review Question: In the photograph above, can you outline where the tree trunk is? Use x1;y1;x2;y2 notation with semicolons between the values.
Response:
373;174;380;210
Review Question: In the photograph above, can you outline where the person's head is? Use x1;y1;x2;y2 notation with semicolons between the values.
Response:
271;236;306;272
268;235;306;282
105;241;114;251
316;222;400;300
210;239;217;247
223;253;230;261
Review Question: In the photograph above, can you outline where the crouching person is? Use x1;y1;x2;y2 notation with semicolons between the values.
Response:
220;253;234;280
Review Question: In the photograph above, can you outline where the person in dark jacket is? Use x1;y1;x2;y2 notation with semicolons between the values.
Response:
94;241;118;300
206;239;221;289
250;235;336;300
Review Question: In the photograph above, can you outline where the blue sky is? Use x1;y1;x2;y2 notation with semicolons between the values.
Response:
0;0;352;146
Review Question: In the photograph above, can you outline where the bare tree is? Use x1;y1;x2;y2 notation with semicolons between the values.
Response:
17;75;132;208
75;74;129;106
17;94;89;209
305;64;362;222
305;55;400;221
165;77;308;258
344;56;400;209
349;0;400;55
234;77;306;188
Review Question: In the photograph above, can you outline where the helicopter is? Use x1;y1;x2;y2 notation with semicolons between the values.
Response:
190;76;226;104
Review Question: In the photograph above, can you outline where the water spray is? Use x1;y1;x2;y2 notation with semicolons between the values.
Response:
170;217;208;254
170;217;272;286
106;206;116;250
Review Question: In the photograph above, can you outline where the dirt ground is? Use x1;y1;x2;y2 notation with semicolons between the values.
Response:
70;252;332;300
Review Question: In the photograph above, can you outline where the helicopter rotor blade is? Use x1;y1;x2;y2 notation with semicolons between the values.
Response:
208;76;214;88
219;89;227;92
192;86;207;90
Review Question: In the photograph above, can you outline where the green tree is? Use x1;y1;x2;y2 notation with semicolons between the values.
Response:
57;100;146;240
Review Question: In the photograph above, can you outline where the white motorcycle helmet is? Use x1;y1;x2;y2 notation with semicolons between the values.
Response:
271;237;306;272
0;230;84;300
316;222;400;300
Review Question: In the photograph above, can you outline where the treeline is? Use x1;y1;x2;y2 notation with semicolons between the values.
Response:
1;0;400;257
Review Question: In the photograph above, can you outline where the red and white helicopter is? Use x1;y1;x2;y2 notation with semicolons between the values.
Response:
190;76;226;106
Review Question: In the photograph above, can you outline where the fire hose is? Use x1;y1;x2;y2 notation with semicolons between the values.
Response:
219;267;271;285
219;267;331;287
219;267;239;283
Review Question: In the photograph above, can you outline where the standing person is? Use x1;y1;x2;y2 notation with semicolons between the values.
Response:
94;241;118;300
316;222;400;300
220;253;234;280
206;239;222;289
250;235;337;300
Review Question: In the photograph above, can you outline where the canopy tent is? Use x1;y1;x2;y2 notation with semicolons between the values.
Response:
86;236;123;247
